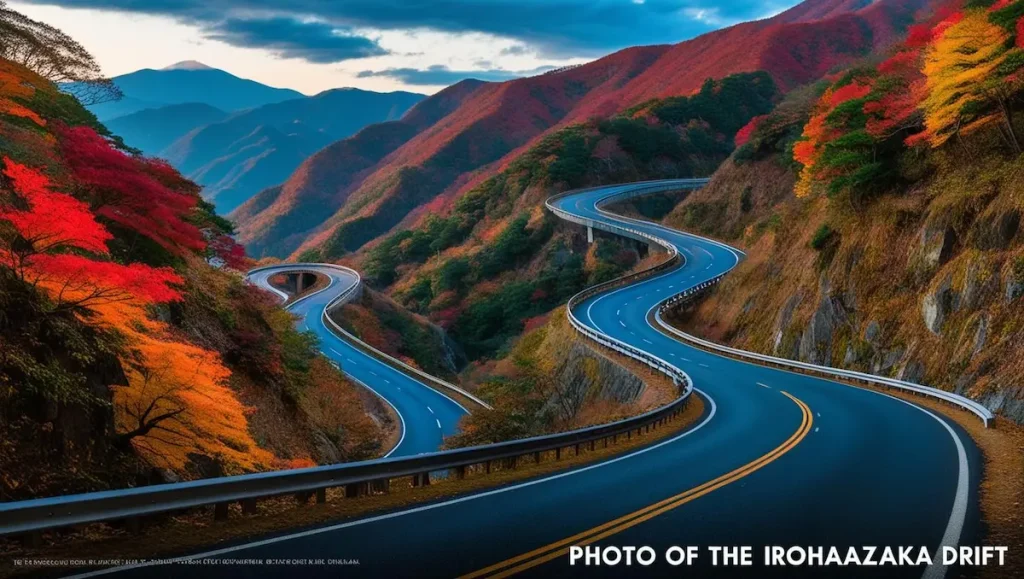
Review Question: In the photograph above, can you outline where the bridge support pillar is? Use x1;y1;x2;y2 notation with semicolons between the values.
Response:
587;226;594;244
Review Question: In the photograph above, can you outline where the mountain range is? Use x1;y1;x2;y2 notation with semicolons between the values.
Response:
232;0;926;259
94;63;424;213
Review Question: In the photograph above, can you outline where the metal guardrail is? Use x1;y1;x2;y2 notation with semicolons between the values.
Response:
0;253;698;538
0;392;690;537
548;180;996;428
653;308;996;427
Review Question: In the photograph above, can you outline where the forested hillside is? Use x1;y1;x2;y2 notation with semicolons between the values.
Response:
0;12;387;499
357;72;776;360
234;0;930;261
662;0;1024;422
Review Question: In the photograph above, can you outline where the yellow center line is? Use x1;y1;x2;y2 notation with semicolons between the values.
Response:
460;391;813;579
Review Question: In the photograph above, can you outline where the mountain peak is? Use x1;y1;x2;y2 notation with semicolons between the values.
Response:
162;60;215;71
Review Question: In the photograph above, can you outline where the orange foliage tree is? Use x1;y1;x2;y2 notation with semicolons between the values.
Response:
0;156;274;474
918;10;1019;151
0;60;45;126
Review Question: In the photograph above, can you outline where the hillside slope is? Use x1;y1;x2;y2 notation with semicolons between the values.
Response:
659;0;1024;423
234;0;930;260
0;56;388;499
233;80;486;257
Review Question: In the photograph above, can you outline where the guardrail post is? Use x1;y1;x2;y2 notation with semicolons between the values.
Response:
485;460;492;474
455;465;467;479
345;483;365;498
555;447;562;460
574;443;581;456
214;502;230;521
372;479;391;494
294;491;313;505
316;488;328;503
241;498;258;515
533;451;541;464
412;473;430;487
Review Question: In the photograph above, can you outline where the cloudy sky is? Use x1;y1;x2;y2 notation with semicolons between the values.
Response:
10;0;794;95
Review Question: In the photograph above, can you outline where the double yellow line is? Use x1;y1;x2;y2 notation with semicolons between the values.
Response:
461;391;813;579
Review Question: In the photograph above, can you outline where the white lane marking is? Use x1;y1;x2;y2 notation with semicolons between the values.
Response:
705;264;711;270
436;419;442;429
70;391;718;578
698;363;709;368
616;309;621;316
643;339;654;345
817;412;821;418
427;406;434;414
347;358;357;365
330;348;344;357
619;320;627;328
384;379;391;384
669;353;676;357
681;358;692;362
757;382;771;389
814;427;819;433
369;371;378;377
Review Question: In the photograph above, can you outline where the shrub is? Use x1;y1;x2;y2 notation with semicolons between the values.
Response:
810;224;835;250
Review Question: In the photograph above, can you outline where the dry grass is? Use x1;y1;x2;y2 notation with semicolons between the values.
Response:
0;397;705;579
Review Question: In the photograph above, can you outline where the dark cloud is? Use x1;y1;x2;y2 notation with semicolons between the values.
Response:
206;17;387;62
19;0;781;58
356;64;554;86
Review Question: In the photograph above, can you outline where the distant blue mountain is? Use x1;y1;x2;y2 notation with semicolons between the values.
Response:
88;61;304;120
161;87;424;213
100;73;425;214
105;102;229;155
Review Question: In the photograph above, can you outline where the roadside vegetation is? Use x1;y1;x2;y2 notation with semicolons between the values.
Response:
0;6;386;500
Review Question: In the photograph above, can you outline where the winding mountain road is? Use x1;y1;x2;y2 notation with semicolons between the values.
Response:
90;181;981;578
246;264;466;457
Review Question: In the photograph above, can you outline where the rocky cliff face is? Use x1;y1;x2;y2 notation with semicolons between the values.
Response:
664;149;1024;424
